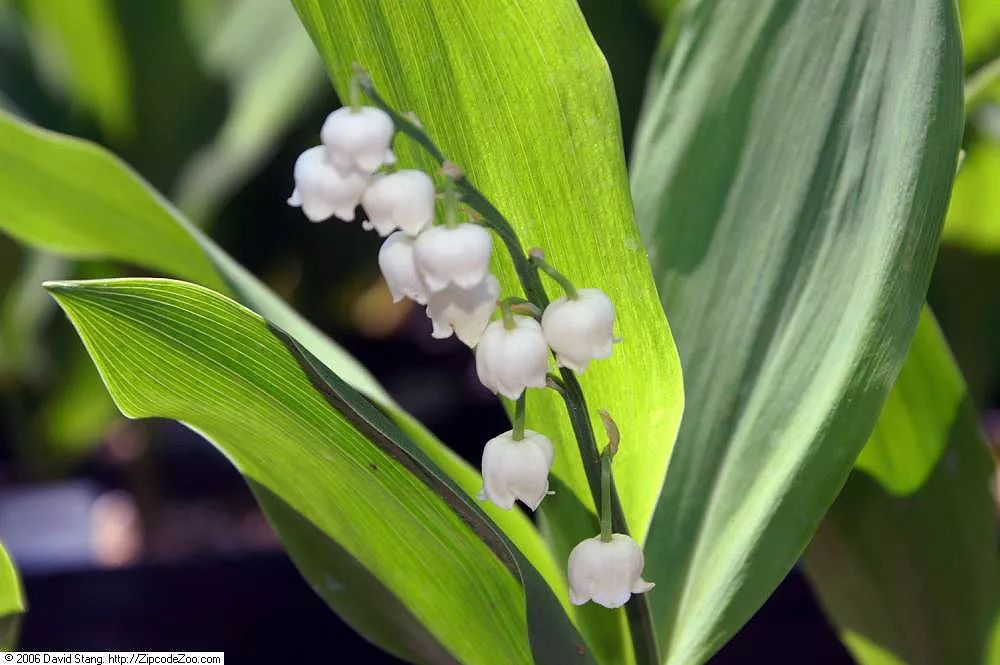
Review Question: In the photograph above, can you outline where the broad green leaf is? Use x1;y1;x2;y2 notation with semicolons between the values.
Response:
50;278;593;665
291;0;683;552
0;542;24;651
853;309;964;494
804;401;1000;665
630;1;964;662
173;0;326;221
0;111;577;660
20;0;132;137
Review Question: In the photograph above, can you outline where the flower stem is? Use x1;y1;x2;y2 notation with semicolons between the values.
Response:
349;78;362;113
600;448;612;542
499;298;517;330
359;73;660;665
512;392;526;441
357;79;548;306
529;249;578;299
440;170;459;228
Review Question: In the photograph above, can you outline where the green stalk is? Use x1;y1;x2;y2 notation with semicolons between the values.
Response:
441;171;459;228
512;392;526;441
530;251;579;299
359;73;660;665
600;448;612;542
499;297;517;330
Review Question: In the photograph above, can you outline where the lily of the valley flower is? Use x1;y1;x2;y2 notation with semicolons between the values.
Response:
361;169;436;237
414;223;493;292
477;429;554;510
287;146;368;222
542;288;617;372
475;315;549;399
321;106;396;174
378;232;428;304
426;275;499;347
568;534;654;608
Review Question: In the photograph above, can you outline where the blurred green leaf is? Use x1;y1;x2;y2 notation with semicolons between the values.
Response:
0;112;583;658
0;109;383;396
854;309;964;494
33;343;117;460
19;0;132;138
804;400;1000;665
0;111;221;288
0;250;63;380
942;139;1000;252
173;0;326;222
0;543;24;651
291;0;684;558
630;1;963;662
48;277;591;664
960;0;1000;68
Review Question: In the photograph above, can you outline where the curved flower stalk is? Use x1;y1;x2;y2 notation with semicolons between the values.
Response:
286;66;659;665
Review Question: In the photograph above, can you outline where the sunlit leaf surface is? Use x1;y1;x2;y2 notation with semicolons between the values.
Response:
630;1;964;662
50;278;592;665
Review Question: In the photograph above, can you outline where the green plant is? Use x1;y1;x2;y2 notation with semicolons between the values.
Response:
0;0;997;663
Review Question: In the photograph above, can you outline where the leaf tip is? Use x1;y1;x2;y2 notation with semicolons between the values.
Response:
43;279;79;293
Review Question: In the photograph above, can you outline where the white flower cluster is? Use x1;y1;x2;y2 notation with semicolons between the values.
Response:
288;101;649;609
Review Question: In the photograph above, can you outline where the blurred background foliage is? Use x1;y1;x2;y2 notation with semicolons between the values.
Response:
0;0;997;660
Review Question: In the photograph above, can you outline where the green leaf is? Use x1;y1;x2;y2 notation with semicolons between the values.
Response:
804;400;1000;665
853;309;964;494
629;1;964;662
0;250;64;380
49;277;592;665
172;0;326;221
0;107;391;408
290;0;684;554
960;0;1000;67
0;542;25;651
942;139;1000;253
0;111;578;661
19;0;133;137
0;111;221;289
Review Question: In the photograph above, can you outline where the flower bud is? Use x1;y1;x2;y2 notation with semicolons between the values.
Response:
477;430;554;510
425;275;499;347
414;223;493;292
287;146;367;222
361;169;436;237
320;106;396;174
541;288;616;372
568;534;654;608
475;316;549;399
378;232;428;304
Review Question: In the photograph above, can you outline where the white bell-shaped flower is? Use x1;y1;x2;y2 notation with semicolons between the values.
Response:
320;106;396;174
568;534;655;608
477;429;554;511
361;169;436;237
287;146;367;222
541;288;616;372
425;275;499;347
378;232;427;304
414;223;493;292
475;315;549;399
